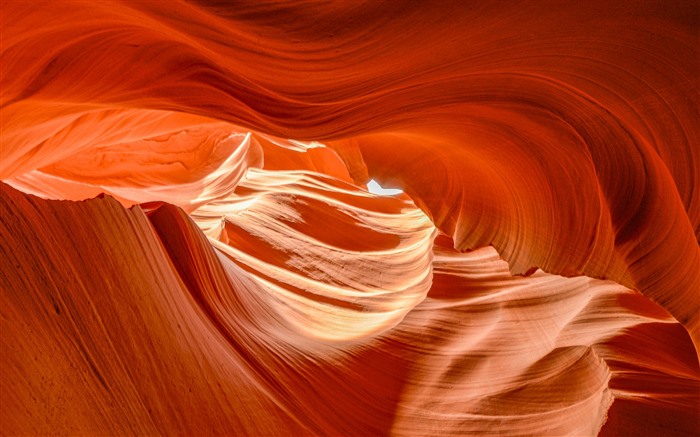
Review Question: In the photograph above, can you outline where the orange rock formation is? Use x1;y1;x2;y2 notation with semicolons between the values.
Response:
1;1;698;436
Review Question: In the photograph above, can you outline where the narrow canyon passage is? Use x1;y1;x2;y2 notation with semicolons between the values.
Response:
1;1;698;436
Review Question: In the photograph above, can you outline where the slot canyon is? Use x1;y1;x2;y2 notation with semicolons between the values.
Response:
1;1;699;436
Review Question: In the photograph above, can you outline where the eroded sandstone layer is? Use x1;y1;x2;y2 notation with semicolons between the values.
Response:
1;1;698;436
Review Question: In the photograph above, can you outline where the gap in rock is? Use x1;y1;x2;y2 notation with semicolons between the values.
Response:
367;179;403;196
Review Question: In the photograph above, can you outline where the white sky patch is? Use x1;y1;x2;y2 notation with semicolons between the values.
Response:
367;179;403;196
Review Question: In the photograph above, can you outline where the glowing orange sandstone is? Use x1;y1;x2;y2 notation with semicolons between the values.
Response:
1;1;698;435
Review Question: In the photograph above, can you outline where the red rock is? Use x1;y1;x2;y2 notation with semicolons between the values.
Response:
1;1;698;435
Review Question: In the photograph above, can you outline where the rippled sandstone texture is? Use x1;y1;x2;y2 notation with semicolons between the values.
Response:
1;1;699;436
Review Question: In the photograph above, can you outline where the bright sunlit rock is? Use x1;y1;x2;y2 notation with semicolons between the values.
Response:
2;2;698;436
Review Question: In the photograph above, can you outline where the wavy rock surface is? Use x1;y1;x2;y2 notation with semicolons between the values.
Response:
1;1;699;436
